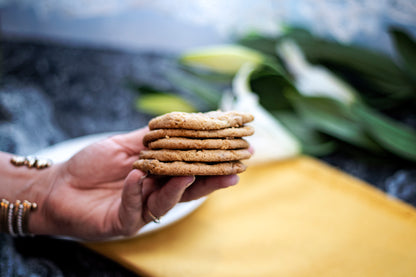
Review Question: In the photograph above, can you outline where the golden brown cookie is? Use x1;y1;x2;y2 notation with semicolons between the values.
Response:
147;137;249;150
143;126;254;147
133;159;247;176
148;111;254;130
139;149;252;162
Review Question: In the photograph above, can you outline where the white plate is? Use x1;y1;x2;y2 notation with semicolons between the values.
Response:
33;132;206;239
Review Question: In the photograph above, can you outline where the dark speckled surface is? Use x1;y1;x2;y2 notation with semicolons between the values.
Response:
0;39;415;277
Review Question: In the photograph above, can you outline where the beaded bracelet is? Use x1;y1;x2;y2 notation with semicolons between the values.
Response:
0;198;37;237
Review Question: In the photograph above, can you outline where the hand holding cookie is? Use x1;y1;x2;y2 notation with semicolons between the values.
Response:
0;111;253;240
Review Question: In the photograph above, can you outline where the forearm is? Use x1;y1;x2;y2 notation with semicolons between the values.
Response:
0;151;56;235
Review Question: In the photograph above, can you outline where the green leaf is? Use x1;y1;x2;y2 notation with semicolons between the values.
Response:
250;75;292;111
179;44;265;74
166;70;223;110
285;29;401;77
352;103;416;161
132;84;167;95
287;92;380;150
262;59;294;81
180;65;234;84
238;34;279;57
363;75;414;99
275;111;337;156
390;27;416;83
283;28;413;100
249;66;295;111
135;93;197;115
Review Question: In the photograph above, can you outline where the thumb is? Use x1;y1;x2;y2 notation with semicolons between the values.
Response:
118;169;146;236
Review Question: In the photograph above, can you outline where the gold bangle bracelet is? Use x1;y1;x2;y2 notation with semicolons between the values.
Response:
12;200;21;237
7;202;16;236
0;198;38;237
22;200;36;235
0;199;9;233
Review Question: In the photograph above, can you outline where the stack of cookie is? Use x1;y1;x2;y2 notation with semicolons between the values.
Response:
133;111;254;176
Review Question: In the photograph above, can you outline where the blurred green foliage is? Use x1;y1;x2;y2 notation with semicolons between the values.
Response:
132;27;416;162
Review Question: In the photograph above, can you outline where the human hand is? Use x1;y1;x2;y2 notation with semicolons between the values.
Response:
31;127;239;240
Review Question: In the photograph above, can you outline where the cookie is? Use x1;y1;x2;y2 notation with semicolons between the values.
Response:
143;126;254;147
133;159;247;176
139;149;252;162
147;138;249;150
148;111;254;130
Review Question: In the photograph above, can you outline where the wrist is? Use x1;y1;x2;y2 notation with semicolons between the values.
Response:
25;163;60;235
0;152;57;235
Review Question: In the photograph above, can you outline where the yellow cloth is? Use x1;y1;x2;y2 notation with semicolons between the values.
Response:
86;156;416;277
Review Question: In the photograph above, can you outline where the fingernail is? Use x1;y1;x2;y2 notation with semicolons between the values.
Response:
186;176;196;187
139;174;147;182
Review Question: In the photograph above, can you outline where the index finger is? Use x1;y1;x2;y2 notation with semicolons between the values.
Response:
180;174;239;202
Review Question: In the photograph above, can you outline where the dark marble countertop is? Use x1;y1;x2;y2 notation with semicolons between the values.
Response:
1;39;415;277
